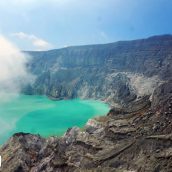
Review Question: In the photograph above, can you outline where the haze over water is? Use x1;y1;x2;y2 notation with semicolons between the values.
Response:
0;95;109;144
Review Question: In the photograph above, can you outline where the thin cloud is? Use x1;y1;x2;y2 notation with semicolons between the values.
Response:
12;32;53;51
100;31;109;42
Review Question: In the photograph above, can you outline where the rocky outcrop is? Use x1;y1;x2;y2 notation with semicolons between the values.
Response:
1;90;172;171
151;81;172;109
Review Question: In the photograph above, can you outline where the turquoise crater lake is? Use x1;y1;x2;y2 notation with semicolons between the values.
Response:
0;95;109;144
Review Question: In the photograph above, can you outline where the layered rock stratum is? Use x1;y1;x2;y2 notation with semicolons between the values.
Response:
1;35;172;171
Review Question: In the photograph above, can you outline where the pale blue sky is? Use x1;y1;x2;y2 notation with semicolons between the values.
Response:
0;0;172;50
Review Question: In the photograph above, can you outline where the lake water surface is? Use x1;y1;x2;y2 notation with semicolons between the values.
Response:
0;95;109;144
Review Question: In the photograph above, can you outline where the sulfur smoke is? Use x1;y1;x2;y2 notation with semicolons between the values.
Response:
0;35;33;102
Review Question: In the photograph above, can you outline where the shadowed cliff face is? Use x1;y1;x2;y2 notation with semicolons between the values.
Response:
24;35;172;106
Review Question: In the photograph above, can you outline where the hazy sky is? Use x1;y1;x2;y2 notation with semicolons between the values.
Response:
0;0;172;50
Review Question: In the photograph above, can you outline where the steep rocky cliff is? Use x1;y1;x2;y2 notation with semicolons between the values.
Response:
24;34;172;106
1;35;172;172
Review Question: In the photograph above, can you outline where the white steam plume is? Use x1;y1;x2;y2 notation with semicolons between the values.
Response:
0;35;34;102
0;35;34;142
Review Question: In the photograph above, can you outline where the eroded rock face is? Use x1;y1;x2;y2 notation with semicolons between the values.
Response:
151;81;172;109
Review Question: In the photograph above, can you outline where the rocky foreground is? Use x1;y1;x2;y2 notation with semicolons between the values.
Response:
0;80;172;172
